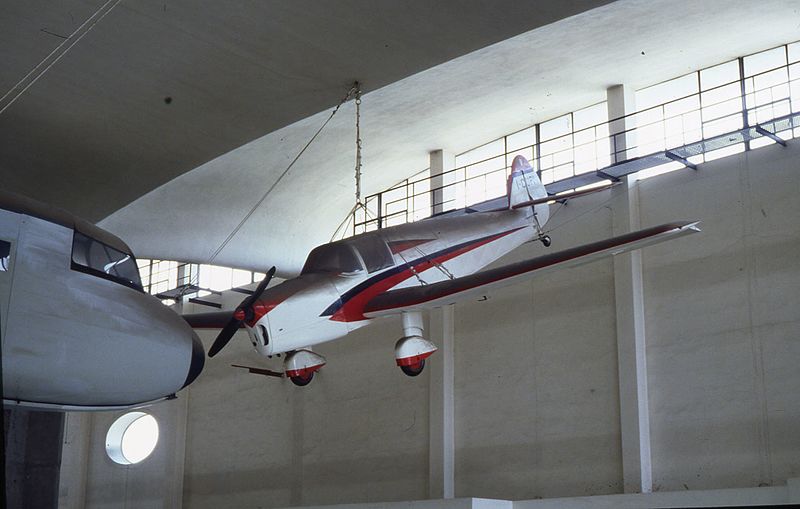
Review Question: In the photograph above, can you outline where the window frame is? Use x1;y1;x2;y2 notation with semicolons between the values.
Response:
301;242;365;276
70;231;144;292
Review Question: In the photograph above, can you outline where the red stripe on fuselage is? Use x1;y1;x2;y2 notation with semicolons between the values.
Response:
330;227;525;322
387;239;434;254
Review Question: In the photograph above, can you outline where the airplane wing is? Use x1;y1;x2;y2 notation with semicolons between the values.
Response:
363;221;700;317
182;311;238;329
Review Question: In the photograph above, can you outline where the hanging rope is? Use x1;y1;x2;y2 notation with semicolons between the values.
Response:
354;82;363;205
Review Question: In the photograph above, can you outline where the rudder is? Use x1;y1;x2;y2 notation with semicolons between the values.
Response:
508;155;547;209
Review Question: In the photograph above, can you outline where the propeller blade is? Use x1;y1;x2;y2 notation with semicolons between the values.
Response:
206;267;276;358
208;317;242;357
241;266;276;310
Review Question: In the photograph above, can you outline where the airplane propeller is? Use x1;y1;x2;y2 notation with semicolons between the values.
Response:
207;266;276;358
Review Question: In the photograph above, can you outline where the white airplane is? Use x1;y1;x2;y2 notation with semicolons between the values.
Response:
186;155;700;386
0;190;204;411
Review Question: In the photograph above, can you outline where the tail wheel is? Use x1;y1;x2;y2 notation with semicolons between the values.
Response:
400;359;425;377
290;372;314;386
541;235;551;247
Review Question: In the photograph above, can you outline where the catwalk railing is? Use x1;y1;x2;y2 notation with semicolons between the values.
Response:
343;43;800;238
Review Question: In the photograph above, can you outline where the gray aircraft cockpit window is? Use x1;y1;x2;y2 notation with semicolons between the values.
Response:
350;234;394;273
71;231;143;291
301;243;364;275
0;240;10;271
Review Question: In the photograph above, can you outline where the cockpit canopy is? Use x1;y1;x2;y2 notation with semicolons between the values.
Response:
301;234;395;275
71;231;143;290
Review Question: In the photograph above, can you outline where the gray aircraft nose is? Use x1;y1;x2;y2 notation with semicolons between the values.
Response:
182;330;205;389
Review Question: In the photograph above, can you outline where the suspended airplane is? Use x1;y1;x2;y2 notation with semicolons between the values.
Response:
0;190;204;411
186;155;699;386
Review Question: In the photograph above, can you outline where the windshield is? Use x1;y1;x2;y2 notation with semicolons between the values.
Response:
301;243;363;275
350;234;394;273
71;231;143;291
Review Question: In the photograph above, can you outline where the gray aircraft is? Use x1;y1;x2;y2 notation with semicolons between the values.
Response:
0;190;204;411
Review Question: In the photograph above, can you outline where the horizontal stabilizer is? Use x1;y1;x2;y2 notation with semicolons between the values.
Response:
364;221;700;317
183;311;238;329
511;182;617;209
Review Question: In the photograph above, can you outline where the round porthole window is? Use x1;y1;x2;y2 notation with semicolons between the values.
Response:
105;412;159;465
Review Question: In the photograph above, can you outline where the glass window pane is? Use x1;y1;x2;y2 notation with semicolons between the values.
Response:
540;114;572;141
701;82;741;112
744;46;787;77
71;231;142;290
455;139;504;168
700;60;739;90
506;126;536;152
231;269;252;288
573;102;607;131
637;73;699;111
302;244;363;274
789;42;800;64
350;234;394;273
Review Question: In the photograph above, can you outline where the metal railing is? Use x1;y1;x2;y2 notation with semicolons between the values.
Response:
342;41;800;238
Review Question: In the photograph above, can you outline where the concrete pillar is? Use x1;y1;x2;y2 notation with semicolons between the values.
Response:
169;392;189;508
430;150;455;215
609;84;652;494
57;412;92;509
4;408;65;508
612;177;653;494
429;305;455;499
607;85;638;163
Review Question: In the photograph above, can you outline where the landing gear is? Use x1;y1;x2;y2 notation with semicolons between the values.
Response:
395;312;437;379
530;206;551;247
284;349;326;387
400;359;425;377
290;372;314;386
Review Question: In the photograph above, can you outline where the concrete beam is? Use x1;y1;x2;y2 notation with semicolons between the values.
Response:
429;305;455;499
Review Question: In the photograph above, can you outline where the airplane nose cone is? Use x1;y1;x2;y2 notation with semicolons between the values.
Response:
181;331;205;389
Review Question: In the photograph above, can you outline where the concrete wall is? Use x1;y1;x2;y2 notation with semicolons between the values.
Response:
59;397;187;509
58;140;800;507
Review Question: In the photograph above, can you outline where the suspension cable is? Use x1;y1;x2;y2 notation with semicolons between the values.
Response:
354;82;363;205
176;82;360;298
205;82;359;266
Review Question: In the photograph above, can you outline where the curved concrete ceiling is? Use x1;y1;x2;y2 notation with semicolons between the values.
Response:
0;0;612;221
98;0;800;276
3;0;799;277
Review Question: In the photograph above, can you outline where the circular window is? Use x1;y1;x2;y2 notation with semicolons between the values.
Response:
105;412;159;465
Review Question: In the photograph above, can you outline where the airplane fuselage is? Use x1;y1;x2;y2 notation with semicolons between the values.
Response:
243;202;547;356
0;191;204;411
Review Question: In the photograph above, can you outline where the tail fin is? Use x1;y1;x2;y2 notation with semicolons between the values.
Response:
508;155;547;209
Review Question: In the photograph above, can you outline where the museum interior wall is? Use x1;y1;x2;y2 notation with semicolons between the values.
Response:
58;140;800;508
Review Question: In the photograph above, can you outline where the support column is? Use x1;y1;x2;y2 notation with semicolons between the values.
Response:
5;408;65;508
607;85;638;163
428;305;454;499
168;393;189;508
608;85;652;494
430;150;454;215
58;412;92;509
